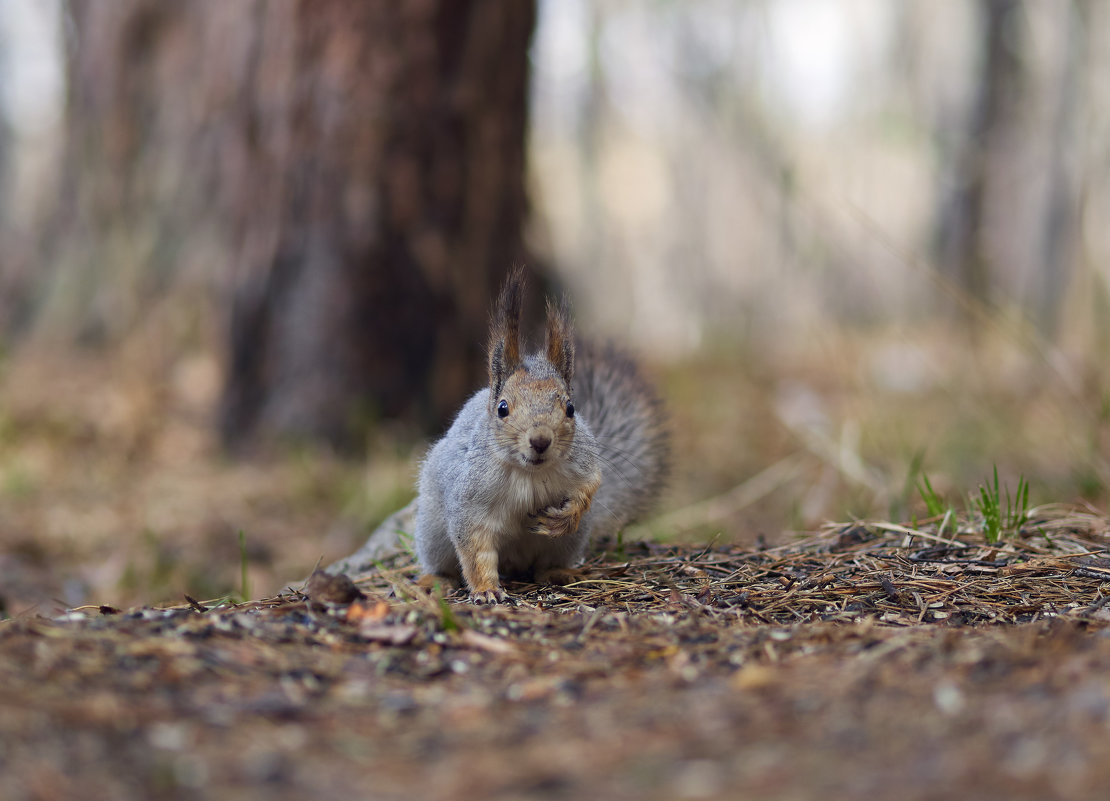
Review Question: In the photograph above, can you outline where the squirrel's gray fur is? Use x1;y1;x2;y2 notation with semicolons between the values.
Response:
413;267;668;602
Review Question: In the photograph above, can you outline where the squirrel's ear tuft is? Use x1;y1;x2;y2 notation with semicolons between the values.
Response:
545;296;575;387
488;266;526;397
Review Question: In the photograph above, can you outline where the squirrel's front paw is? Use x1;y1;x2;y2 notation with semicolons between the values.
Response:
530;499;578;538
469;587;508;605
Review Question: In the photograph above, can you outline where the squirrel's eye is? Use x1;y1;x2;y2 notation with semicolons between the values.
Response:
566;401;575;418
497;399;510;418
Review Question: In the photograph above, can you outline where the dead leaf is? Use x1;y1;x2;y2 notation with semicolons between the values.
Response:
305;570;366;607
358;624;417;645
346;598;390;624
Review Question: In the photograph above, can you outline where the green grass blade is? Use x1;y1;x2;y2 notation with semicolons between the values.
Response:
973;467;1030;544
916;472;946;518
438;595;461;633
976;470;1002;544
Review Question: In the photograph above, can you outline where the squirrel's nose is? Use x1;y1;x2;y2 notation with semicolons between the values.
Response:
529;433;552;454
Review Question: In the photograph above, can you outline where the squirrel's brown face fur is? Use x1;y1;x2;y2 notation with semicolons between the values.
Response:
493;369;576;468
486;267;578;469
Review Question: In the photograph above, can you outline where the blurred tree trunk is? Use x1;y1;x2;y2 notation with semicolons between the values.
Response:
48;0;535;449
1034;0;1088;336
44;1;229;343
0;39;16;337
934;0;1023;319
220;1;535;448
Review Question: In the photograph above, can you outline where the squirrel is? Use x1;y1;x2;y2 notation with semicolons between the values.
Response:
414;267;669;603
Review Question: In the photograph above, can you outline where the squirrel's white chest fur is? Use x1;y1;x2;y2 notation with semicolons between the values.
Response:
501;464;560;507
484;460;576;533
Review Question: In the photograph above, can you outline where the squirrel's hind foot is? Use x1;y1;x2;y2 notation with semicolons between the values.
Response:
416;573;461;595
420;572;507;604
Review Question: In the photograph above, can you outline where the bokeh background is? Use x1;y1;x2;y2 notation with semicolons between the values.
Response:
0;0;1107;614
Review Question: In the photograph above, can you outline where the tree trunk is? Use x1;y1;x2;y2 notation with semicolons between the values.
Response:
220;1;536;448
1034;0;1088;336
45;0;535;449
42;1;236;342
933;0;1023;318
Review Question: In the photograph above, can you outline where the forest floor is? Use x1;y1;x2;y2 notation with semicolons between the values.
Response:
2;341;1110;800
6;517;1110;801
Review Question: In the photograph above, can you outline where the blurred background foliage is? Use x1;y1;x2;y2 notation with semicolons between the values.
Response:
0;0;1107;613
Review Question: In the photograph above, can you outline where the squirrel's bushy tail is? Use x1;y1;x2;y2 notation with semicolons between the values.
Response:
574;341;669;537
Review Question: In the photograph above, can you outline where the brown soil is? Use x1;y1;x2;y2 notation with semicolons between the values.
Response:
5;513;1110;801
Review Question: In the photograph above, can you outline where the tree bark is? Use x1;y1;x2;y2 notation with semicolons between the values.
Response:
37;1;258;342
1034;0;1088;336
45;0;535;449
220;1;536;448
933;0;1023;318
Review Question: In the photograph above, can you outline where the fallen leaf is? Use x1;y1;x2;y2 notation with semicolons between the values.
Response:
358;624;417;645
305;570;366;607
346;598;390;624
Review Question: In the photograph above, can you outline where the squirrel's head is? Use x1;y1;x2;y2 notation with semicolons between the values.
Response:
487;267;577;468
